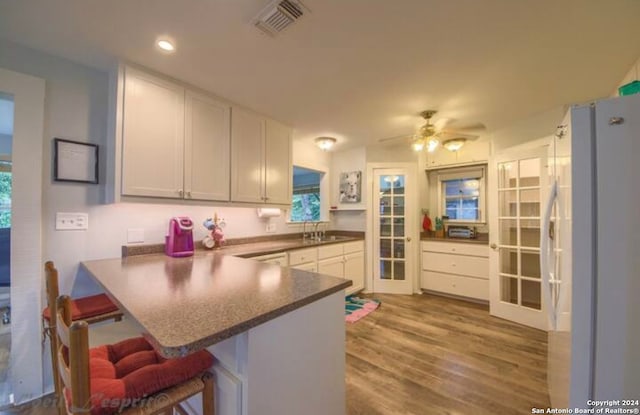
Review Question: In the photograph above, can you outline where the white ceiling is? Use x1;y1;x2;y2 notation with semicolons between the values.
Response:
0;0;639;150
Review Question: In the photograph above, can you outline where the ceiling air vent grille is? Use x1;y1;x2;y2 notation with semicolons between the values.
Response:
254;0;307;37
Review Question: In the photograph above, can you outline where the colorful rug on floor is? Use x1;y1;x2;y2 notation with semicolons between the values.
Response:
345;296;380;323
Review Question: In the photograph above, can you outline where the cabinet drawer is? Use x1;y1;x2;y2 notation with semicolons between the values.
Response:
342;240;364;254
422;251;489;279
291;262;317;272
318;243;344;259
422;271;489;300
288;248;318;266
421;241;489;258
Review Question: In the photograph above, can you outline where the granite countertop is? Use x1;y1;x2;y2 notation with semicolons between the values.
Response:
122;232;364;258
82;252;352;358
420;232;489;245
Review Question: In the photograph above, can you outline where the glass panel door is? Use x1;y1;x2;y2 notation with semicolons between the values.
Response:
490;147;548;330
379;174;405;281
372;168;415;294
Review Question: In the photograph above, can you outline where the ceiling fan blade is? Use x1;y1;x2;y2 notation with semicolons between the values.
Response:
433;117;453;132
377;133;413;144
444;122;487;133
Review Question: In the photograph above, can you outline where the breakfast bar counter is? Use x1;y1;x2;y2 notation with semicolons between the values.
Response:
81;252;351;415
81;252;351;357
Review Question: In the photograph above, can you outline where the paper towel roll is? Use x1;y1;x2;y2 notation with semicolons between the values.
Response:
256;208;281;218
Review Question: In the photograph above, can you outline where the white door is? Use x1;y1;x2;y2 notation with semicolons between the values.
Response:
372;168;415;294
184;90;230;201
489;147;549;330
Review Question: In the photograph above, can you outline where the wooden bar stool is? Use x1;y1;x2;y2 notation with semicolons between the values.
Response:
43;261;123;415
55;294;215;415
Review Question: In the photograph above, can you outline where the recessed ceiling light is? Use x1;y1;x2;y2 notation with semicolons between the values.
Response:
157;39;175;52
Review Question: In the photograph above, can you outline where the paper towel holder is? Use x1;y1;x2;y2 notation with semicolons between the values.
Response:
256;208;281;219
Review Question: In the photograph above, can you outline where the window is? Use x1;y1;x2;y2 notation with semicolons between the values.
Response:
0;160;10;228
290;166;323;222
436;166;486;223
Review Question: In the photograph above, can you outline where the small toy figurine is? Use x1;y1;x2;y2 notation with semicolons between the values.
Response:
203;213;226;249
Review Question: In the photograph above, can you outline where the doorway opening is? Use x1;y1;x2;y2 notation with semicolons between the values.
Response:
0;92;14;406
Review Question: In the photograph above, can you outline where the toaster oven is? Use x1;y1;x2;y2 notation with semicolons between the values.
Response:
447;226;476;239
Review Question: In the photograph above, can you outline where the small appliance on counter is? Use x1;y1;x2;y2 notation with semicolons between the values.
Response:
447;225;476;239
165;217;194;257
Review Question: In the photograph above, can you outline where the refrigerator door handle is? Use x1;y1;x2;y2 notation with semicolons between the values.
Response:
540;180;558;330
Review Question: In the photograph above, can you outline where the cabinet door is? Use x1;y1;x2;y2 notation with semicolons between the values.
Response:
317;256;344;278
264;119;292;205
122;67;185;198
344;251;365;293
184;90;230;201
231;107;264;203
211;363;242;415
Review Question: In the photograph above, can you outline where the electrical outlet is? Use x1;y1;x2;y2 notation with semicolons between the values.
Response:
55;212;89;230
266;223;276;233
127;228;145;243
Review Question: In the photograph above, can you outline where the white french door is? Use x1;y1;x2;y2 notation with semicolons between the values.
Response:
489;147;549;330
372;167;415;294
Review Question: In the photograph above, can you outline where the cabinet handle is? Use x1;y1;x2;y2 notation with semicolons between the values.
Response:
178;190;183;197
186;191;191;198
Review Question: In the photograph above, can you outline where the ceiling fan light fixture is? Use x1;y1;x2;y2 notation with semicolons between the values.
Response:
426;138;439;153
443;138;466;152
315;136;337;151
411;139;425;152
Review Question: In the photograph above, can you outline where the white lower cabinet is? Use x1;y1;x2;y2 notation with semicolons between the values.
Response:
288;241;365;295
251;252;288;267
421;241;489;301
211;363;242;415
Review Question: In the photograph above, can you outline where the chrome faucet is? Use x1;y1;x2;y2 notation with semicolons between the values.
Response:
313;222;321;241
302;220;310;242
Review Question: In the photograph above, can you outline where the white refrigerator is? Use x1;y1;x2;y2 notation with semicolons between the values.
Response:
547;92;640;408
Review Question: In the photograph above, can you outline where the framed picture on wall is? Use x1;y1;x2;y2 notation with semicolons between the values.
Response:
339;171;361;203
53;138;99;184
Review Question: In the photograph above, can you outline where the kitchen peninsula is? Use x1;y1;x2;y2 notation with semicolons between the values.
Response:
82;251;351;415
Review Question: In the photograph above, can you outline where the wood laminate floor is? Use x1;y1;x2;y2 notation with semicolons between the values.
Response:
2;293;550;415
346;293;550;415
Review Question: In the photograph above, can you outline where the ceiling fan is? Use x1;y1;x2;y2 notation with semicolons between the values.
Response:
378;109;486;152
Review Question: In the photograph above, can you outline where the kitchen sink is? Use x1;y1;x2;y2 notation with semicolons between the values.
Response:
302;235;352;244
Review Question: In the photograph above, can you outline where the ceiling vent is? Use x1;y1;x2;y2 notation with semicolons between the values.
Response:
254;0;308;37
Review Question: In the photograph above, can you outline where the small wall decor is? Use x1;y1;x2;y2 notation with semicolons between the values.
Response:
53;138;99;184
339;171;361;203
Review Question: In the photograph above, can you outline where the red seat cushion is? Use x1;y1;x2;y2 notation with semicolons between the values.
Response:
42;293;119;322
66;337;214;415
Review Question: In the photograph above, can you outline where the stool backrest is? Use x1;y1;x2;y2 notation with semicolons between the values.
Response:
55;295;91;415
45;261;60;327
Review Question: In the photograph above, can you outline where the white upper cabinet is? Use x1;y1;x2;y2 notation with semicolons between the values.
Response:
121;66;231;201
122;67;185;198
231;107;265;203
184;90;231;201
231;107;292;205
115;65;291;205
264;119;292;205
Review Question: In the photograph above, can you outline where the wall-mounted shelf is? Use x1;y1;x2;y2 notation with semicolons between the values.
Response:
329;207;366;212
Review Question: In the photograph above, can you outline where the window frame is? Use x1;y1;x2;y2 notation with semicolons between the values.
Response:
289;166;324;223
436;165;486;224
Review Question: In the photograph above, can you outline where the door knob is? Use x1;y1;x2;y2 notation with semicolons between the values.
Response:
406;237;412;242
490;243;498;250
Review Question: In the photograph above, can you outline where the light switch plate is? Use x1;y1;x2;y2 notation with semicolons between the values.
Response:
55;212;89;230
266;223;276;233
127;228;145;244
